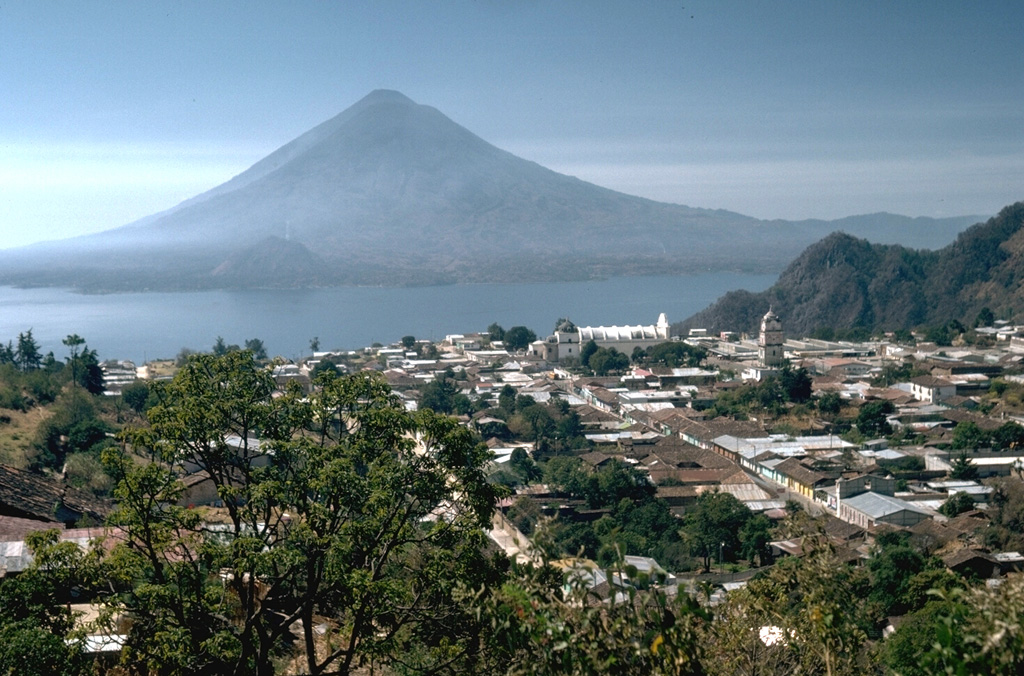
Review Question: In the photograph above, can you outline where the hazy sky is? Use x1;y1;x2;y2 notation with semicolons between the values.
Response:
1;1;1022;248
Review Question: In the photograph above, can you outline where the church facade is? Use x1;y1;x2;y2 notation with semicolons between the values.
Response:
530;313;672;362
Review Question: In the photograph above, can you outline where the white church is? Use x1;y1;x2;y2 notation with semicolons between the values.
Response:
529;313;672;362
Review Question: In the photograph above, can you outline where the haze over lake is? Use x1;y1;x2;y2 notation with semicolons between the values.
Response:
0;273;774;364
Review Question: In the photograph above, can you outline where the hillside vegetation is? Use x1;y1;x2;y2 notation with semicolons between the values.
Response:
680;201;1024;336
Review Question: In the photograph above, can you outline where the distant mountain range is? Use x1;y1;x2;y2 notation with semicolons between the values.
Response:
678;202;1024;337
0;90;984;291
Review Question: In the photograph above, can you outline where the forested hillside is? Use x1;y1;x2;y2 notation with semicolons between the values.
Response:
680;201;1024;336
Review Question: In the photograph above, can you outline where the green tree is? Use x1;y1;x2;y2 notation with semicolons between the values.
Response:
509;447;542;484
212;335;229;356
868;540;927;616
508;402;555;441
892;328;915;344
583;460;654;509
400;334;416;350
925;324;953;346
779;365;812;403
643;342;707;368
309;336;320;353
681;491;752;571
487;322;505;342
498;384;517;414
0;340;14;365
949;450;980;481
817;391;843;417
991;421;1024;451
243;338;268;360
704;544;871;676
106;353;502;676
951;421;989;450
856;400;894;437
15;329;42;371
554;409;582;441
939;490;976;517
503;326;537;351
506;495;542;536
921;577;1024;675
310;358;340;381
589;347;630;375
476;564;707;675
32;389;106;469
881;599;966;676
420;375;458;414
739;513;774;566
974;306;995;327
579;339;598;368
754;376;785;412
0;530;102;676
543;456;589;497
76;347;105;394
62;334;85;389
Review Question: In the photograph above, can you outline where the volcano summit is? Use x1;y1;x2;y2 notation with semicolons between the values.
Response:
0;90;980;291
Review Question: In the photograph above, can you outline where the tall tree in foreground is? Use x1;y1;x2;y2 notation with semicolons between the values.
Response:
703;541;872;676
475;562;708;675
106;352;502;675
62;334;85;389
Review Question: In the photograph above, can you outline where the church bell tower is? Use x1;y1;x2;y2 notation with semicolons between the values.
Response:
758;307;784;368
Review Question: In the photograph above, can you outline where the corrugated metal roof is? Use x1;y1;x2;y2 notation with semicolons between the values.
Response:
0;540;31;574
719;483;772;502
744;500;787;512
843;491;930;519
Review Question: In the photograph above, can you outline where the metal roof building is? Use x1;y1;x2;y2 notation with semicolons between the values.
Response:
839;491;932;529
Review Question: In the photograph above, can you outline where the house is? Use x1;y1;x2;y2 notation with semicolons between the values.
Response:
647;367;718;389
813;358;873;378
0;464;109;527
943;548;1001;579
773;457;831;501
909;376;957;403
837;489;931;530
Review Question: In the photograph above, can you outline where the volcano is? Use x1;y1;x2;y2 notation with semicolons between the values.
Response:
0;90;981;291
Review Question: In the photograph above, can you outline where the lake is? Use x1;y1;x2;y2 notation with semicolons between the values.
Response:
0;273;775;364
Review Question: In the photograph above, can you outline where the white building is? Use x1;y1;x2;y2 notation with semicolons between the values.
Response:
909;375;957;403
530;314;672;363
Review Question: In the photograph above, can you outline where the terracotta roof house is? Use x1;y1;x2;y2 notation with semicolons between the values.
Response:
943;548;1001;579
0;464;109;526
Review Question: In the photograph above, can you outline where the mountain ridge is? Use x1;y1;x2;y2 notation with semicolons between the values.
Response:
677;201;1024;336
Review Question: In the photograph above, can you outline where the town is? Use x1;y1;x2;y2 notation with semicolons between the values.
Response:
2;307;1023;674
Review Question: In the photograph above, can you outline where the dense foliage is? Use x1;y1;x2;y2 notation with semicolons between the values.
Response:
680;202;1024;336
105;353;504;675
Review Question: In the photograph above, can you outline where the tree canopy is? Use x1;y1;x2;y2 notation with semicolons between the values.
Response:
503;326;537;351
856;400;894;437
681;491;753;571
105;352;503;675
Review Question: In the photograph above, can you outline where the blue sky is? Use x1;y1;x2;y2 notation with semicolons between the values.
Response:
1;0;1021;248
